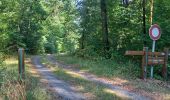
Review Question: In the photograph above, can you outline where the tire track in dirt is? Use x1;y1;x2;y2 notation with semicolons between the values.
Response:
31;56;85;100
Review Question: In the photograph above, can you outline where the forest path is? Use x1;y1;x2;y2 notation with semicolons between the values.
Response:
31;56;86;100
46;55;151;100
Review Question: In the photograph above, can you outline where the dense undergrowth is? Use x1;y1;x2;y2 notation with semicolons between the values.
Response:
57;53;170;80
75;48;170;80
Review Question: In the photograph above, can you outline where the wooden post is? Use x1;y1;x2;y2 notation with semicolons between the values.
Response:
162;48;168;79
18;48;25;80
141;47;148;79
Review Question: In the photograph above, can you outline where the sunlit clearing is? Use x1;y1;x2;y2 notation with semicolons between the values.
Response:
80;69;89;73
42;62;46;65
40;78;48;84
164;94;170;100
65;70;82;78
5;58;18;65
104;89;130;99
112;77;128;85
28;69;40;78
26;60;40;77
75;85;85;91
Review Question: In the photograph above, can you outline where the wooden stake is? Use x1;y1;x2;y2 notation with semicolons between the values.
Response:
18;48;25;80
141;47;148;80
162;48;168;79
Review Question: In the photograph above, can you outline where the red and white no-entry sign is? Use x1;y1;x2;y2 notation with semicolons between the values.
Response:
149;24;161;40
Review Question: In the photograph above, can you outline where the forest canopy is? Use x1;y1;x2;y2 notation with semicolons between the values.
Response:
0;0;170;58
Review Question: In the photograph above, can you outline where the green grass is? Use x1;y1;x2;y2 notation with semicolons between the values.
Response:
55;54;170;99
0;56;52;100
56;54;140;79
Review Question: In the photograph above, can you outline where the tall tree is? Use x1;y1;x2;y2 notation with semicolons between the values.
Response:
100;0;110;58
143;0;146;46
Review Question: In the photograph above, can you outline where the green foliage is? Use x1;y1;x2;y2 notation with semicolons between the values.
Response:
154;0;170;50
41;0;79;53
0;53;4;66
0;53;5;87
0;0;170;59
0;0;47;54
76;0;170;58
56;54;140;78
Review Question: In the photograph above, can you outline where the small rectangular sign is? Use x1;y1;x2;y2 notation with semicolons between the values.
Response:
148;56;164;65
125;51;166;56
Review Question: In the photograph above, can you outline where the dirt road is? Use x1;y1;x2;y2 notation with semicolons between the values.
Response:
32;56;85;100
32;55;150;100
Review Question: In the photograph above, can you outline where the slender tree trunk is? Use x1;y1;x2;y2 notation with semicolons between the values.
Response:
101;0;110;58
150;0;154;25
81;31;85;49
80;2;89;50
143;0;146;46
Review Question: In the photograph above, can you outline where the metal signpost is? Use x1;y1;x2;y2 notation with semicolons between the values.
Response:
149;24;161;78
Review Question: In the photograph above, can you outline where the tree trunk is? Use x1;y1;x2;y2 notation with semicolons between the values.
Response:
101;0;110;58
143;0;146;46
81;31;85;49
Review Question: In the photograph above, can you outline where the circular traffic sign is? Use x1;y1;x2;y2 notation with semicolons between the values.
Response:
149;24;161;40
